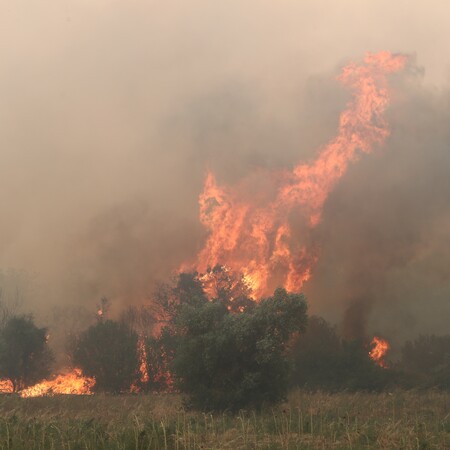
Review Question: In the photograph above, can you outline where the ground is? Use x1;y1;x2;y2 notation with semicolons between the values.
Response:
0;390;448;449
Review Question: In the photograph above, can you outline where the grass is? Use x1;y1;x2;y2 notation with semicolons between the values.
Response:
0;390;448;449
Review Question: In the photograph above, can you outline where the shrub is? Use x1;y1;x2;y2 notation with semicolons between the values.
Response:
160;284;308;411
73;320;139;393
0;315;53;391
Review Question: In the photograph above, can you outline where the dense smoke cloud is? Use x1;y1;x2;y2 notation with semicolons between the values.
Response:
306;75;450;344
1;1;450;344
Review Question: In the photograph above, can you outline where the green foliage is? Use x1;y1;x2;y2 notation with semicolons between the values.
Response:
73;320;139;393
290;316;388;391
0;315;53;391
160;281;308;411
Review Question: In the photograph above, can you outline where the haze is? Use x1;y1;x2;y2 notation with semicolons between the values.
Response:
1;1;450;344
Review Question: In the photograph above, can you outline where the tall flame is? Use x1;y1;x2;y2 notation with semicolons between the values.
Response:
192;52;407;298
369;336;390;368
138;336;150;384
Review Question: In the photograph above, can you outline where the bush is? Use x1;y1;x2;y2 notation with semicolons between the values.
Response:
400;335;450;389
0;315;53;391
290;316;388;391
73;320;139;393
159;283;308;411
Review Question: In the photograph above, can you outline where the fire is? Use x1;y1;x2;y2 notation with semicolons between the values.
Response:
369;336;390;368
137;336;149;384
1;337;152;397
0;379;13;394
19;368;95;397
191;52;407;298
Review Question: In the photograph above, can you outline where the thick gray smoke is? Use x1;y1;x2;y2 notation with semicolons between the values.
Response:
305;74;450;346
1;1;450;347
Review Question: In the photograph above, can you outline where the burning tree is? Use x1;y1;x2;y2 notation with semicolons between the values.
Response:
0;315;54;392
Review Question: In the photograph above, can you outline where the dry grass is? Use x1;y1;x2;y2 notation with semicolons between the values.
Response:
0;390;448;449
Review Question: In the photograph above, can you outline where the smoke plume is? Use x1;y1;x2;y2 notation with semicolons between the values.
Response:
2;1;450;347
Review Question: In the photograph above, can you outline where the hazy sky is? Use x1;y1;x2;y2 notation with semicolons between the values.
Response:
1;1;450;340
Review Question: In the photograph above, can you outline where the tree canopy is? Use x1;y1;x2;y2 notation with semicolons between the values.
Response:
158;280;308;411
72;320;139;393
0;315;53;391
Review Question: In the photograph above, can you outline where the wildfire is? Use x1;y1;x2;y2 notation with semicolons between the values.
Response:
0;369;95;397
0;379;13;394
369;336;390;368
191;51;407;298
0;336;153;397
138;336;149;384
19;368;95;397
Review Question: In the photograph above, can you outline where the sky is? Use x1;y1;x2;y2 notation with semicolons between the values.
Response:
1;0;450;342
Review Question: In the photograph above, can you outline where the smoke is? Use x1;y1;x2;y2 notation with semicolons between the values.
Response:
1;1;450;345
305;72;450;344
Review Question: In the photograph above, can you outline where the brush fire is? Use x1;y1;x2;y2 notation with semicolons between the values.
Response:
0;51;404;396
190;51;407;299
369;336;391;368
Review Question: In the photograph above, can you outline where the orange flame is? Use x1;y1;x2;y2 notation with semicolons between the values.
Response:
2;337;152;397
191;52;407;298
369;336;390;368
0;379;13;394
138;336;149;384
19;368;95;397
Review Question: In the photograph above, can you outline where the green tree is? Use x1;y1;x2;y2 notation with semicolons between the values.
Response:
400;335;450;389
160;285;308;411
290;316;342;390
0;315;53;391
73;320;139;393
290;316;388;391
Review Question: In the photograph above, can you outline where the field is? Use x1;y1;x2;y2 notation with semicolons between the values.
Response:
0;390;448;449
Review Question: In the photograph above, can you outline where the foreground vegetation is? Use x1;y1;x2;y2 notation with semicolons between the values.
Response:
0;390;449;449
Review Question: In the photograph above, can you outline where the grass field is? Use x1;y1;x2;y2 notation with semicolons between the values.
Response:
0;390;448;449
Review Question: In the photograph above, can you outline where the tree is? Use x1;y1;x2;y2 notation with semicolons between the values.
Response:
0;315;53;391
290;316;388;391
290;316;342;390
400;335;450;389
73;320;139;393
159;284;308;411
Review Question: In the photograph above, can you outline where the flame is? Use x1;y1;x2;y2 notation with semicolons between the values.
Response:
191;52;407;298
0;379;13;394
130;336;150;393
369;336;390;368
1;336;155;396
19;368;95;397
138;336;149;384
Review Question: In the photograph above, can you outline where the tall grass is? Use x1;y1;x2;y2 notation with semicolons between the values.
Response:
0;390;448;449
